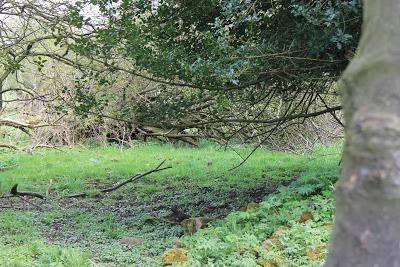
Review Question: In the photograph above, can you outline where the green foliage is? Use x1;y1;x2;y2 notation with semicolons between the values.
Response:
0;142;341;266
291;0;360;50
43;0;359;144
70;0;361;89
178;157;338;266
289;145;340;196
1;0;352;149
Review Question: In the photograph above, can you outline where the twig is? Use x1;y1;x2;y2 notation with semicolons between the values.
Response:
67;160;171;198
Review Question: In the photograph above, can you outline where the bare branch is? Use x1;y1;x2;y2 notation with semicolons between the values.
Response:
67;160;172;198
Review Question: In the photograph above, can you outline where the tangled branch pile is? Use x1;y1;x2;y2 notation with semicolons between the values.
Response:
0;0;361;149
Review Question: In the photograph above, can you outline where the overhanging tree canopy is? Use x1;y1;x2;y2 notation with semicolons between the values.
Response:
63;0;361;144
71;0;361;90
0;0;362;147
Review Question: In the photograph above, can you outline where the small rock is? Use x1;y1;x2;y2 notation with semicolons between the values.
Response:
162;248;188;266
299;211;314;223
119;237;144;245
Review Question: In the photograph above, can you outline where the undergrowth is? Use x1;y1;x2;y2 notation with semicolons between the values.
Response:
0;142;341;266
160;144;340;266
179;184;335;266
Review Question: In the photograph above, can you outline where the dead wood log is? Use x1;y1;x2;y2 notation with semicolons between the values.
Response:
67;160;171;198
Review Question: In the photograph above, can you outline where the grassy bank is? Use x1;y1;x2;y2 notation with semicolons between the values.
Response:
0;142;341;266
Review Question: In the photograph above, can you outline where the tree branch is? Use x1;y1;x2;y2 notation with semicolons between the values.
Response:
67;160;171;198
10;184;45;199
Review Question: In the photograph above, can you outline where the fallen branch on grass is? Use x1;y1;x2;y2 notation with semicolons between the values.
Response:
67;160;171;198
1;186;44;210
10;184;45;199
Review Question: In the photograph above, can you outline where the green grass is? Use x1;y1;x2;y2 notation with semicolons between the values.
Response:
0;142;342;266
0;141;308;193
0;209;90;266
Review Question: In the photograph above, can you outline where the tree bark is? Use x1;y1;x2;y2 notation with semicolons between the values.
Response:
0;79;3;110
325;1;400;266
0;70;11;111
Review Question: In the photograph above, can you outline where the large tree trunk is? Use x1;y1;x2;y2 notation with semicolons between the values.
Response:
325;0;400;266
